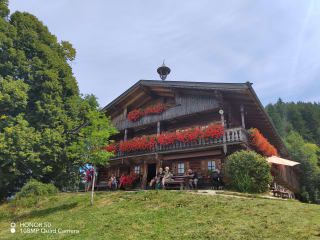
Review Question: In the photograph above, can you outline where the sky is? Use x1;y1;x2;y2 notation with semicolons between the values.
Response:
9;0;320;106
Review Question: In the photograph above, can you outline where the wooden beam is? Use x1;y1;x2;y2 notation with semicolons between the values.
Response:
240;105;246;128
157;121;161;135
162;150;222;161
140;85;157;98
141;160;148;189
125;91;145;107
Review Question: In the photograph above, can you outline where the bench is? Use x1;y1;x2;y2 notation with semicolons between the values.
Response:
95;181;108;191
164;176;187;190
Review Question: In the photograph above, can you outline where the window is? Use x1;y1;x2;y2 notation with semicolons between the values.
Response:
178;163;185;174
134;165;140;174
208;160;216;171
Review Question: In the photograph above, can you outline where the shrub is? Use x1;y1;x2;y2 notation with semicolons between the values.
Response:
225;150;272;193
15;179;58;199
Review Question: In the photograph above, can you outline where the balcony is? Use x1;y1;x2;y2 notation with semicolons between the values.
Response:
112;94;220;131
111;127;248;159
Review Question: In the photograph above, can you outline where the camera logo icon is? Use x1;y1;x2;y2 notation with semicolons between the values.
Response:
10;223;16;233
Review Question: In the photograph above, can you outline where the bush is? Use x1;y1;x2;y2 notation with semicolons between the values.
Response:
15;179;58;199
225;150;272;193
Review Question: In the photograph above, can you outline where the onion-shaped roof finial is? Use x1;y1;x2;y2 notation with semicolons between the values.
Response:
157;60;171;81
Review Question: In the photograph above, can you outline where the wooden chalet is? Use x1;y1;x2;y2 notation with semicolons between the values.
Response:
99;79;300;192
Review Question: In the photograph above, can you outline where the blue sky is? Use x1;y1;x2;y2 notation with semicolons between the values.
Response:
9;0;320;106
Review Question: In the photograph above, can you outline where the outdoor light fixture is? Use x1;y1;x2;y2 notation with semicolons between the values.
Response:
157;61;171;81
219;109;224;115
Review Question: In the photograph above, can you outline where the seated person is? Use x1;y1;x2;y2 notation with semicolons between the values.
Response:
162;166;173;187
150;168;164;189
185;169;195;189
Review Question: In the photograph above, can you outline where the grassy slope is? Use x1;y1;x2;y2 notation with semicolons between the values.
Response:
0;191;320;240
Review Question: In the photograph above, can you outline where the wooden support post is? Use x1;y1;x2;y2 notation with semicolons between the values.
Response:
223;144;227;154
157;121;161;136
219;109;227;154
220;112;225;127
123;107;127;118
228;108;232;128
124;129;128;141
240;105;245;129
141;160;148;189
156;154;160;173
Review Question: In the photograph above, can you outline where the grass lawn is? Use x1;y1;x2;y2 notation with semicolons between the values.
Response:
0;190;319;240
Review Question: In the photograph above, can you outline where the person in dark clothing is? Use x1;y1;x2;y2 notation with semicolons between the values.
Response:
212;170;220;190
193;171;199;189
149;168;164;189
218;171;224;190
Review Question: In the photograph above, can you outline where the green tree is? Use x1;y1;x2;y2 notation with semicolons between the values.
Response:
266;100;320;145
285;131;320;203
0;4;108;199
225;150;272;193
0;115;40;199
0;76;29;117
69;110;117;205
0;0;9;18
266;100;320;203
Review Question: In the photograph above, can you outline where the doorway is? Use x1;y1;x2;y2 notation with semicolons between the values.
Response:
147;164;157;183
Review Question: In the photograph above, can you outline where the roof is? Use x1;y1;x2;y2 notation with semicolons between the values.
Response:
102;80;250;111
267;156;300;167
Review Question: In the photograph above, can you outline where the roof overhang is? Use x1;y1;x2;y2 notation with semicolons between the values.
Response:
102;80;250;112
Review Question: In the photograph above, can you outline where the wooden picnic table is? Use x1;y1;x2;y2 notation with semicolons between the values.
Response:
272;189;290;198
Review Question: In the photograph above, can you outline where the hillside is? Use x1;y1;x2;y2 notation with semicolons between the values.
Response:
266;100;320;145
1;191;320;240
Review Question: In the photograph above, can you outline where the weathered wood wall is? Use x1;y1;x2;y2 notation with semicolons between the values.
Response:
112;92;220;131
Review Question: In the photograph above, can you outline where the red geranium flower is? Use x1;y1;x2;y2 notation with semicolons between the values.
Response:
203;124;224;139
127;109;144;122
144;103;166;115
105;143;118;154
127;103;166;122
116;123;225;154
157;132;177;145
249;128;278;157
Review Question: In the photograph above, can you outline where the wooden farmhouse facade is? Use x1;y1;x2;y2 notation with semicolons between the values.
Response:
99;80;299;192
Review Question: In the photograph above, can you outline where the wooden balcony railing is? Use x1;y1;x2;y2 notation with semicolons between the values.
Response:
111;127;248;159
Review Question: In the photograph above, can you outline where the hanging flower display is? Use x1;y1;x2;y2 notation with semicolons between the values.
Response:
127;103;166;122
157;132;176;145
127;109;144;122
203;124;225;139
144;103;166;115
106;124;224;154
119;135;157;153
104;143;118;154
176;127;203;143
249;128;278;157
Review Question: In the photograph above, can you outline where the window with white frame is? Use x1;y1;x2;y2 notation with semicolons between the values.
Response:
177;163;185;174
208;160;216;172
134;165;140;174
